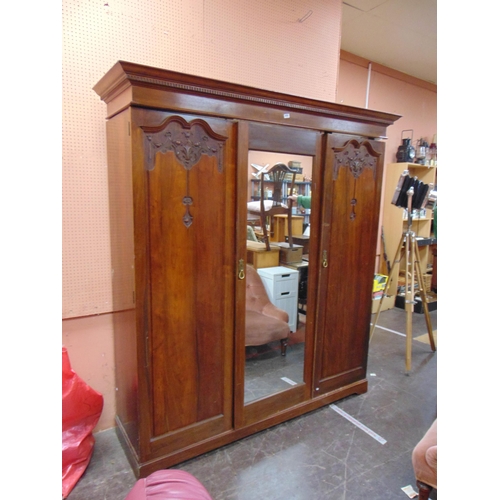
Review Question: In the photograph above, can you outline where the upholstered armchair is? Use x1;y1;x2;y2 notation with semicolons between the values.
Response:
245;264;290;356
412;419;437;500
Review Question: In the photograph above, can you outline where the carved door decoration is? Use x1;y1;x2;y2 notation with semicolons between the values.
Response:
333;139;380;221
136;113;235;443
142;115;227;227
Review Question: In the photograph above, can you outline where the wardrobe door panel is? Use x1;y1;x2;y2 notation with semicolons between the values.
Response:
235;121;322;427
314;135;384;395
135;113;237;448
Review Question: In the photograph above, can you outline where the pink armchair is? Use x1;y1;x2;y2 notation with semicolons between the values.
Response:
245;264;290;356
412;419;437;500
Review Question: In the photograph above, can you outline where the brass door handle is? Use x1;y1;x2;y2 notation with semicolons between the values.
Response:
322;250;328;268
238;259;245;280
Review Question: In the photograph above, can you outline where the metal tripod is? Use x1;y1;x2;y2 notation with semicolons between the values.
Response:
370;188;436;374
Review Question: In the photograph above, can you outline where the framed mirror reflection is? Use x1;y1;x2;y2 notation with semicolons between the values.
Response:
243;148;314;405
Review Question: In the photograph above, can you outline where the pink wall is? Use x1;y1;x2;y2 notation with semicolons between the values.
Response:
62;0;343;431
62;314;116;431
338;52;437;168
62;0;342;321
338;52;437;270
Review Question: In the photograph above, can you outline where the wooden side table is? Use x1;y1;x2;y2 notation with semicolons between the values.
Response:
269;214;304;242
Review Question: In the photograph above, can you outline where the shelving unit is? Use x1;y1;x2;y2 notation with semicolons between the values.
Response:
250;179;311;201
250;179;312;229
380;163;437;298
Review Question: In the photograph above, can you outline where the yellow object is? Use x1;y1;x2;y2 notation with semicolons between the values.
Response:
373;274;388;292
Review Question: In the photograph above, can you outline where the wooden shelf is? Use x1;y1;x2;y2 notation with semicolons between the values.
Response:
380;162;437;298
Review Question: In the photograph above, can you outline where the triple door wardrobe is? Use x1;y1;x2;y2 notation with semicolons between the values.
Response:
94;61;400;477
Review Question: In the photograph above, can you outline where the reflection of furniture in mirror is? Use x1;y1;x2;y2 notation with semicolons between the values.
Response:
257;266;299;332
246;225;258;242
245;264;290;356
246;240;279;269
289;234;310;254
250;179;311;201
94;61;399;477
283;260;308;316
247;163;296;251
270;214;304;243
251;177;312;226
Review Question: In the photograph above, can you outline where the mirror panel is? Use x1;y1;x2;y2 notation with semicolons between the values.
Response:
244;150;313;404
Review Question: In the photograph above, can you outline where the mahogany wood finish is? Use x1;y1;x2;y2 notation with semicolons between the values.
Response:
314;136;385;395
94;61;400;477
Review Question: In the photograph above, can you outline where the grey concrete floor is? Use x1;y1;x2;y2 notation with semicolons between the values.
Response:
67;307;437;500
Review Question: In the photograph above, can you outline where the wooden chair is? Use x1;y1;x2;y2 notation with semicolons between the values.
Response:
247;163;296;251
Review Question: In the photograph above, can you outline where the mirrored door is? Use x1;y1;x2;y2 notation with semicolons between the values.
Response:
244;150;311;404
235;121;323;427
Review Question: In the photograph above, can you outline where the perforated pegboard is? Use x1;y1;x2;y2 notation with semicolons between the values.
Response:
62;0;341;318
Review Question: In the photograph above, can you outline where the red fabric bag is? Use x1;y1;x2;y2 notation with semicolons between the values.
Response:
62;346;103;498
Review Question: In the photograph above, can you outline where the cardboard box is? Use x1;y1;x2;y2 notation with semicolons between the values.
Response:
276;242;303;263
287;161;302;172
371;294;395;314
289;235;310;254
246;241;280;269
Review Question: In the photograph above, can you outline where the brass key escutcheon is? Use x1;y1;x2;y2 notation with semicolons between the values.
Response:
238;259;245;279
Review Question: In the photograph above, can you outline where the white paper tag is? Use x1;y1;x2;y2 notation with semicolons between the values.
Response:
281;376;297;386
401;485;418;498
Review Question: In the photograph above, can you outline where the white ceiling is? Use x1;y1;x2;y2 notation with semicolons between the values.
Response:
341;0;437;84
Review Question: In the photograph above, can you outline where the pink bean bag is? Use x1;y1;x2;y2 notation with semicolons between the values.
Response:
62;347;103;498
125;470;213;500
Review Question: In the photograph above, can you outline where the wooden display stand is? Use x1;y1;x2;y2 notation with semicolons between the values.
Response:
371;188;436;373
246;241;279;269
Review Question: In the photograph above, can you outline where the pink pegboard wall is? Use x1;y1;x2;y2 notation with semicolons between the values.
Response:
62;0;341;318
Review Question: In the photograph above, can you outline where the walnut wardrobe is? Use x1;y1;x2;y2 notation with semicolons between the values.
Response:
94;61;400;477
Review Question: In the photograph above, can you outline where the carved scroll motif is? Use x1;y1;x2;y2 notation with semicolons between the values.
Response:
333;140;378;180
333;140;380;221
142;116;227;227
